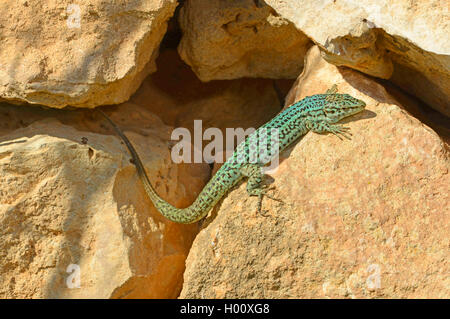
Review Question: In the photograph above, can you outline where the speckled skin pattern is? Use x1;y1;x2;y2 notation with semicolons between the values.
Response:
100;85;366;224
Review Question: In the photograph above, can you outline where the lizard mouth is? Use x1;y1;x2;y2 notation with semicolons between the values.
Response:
346;97;366;114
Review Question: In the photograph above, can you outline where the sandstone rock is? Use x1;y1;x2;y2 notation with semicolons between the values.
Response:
178;0;312;81
179;46;449;299
0;109;209;298
265;0;450;117
0;47;287;298
0;0;177;108
129;49;287;162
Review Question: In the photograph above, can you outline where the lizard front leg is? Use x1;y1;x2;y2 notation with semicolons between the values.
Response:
325;84;338;94
306;120;352;140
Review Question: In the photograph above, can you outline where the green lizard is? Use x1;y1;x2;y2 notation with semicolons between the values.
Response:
99;85;366;224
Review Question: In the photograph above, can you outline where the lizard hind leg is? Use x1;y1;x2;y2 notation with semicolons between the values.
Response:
239;164;283;216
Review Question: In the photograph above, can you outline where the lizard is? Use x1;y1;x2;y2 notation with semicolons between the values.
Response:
98;84;366;224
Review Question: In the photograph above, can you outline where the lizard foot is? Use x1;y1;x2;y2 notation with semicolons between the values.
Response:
328;124;352;140
255;186;284;217
325;84;338;94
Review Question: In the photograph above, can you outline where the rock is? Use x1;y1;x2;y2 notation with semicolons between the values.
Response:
264;0;450;116
0;110;209;298
0;47;287;298
179;46;450;298
0;0;177;108
132;49;286;123
177;0;312;81
129;49;287;163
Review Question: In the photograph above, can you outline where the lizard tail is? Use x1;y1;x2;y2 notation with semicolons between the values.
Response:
97;109;198;223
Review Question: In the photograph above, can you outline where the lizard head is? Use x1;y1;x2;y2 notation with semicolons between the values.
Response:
321;93;366;123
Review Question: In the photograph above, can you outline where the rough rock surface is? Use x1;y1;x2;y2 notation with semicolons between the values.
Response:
0;108;209;298
265;0;450;116
129;49;288;157
179;47;449;299
0;47;285;298
178;0;312;81
0;0;447;300
0;0;177;108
